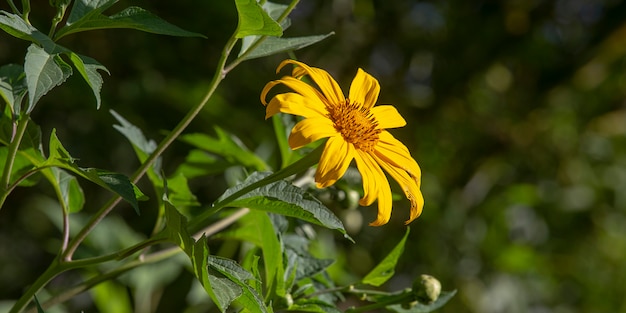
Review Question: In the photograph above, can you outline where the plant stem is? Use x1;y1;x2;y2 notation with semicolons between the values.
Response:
7;0;19;14
0;116;29;210
62;34;240;261
27;209;248;313
9;260;61;313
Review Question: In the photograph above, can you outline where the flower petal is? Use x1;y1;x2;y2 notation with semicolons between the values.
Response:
376;131;421;184
372;152;424;224
370;186;394;226
371;105;407;129
278;60;345;106
354;151;384;206
288;117;336;149
266;92;328;119
262;76;329;107
315;136;355;188
349;68;380;110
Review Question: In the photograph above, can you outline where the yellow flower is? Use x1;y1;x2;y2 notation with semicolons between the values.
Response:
261;60;424;226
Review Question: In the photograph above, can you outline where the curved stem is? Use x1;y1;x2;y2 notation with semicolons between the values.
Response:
0;117;29;210
63;34;240;261
9;260;61;313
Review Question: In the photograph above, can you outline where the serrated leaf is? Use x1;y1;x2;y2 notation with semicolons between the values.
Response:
68;53;109;109
362;228;410;287
0;64;27;117
386;290;457;313
234;0;282;38
240;33;334;60
58;6;206;39
284;235;334;281
217;172;349;237
220;210;286;297
24;44;73;113
44;129;143;214
207;255;267;313
207;269;243;311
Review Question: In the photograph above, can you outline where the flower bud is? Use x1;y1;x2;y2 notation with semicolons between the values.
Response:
413;274;442;304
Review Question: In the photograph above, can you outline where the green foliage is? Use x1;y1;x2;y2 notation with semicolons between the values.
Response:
0;1;453;313
362;227;410;287
234;0;282;38
217;171;349;237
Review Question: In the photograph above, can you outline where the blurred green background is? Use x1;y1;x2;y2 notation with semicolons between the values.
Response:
2;0;626;312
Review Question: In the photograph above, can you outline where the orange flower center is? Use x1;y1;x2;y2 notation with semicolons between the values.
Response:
329;99;381;152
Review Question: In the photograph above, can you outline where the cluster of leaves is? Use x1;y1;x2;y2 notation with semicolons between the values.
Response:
0;0;454;312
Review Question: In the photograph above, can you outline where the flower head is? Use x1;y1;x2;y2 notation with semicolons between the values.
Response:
261;60;424;226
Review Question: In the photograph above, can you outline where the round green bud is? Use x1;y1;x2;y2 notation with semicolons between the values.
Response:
413;274;442;304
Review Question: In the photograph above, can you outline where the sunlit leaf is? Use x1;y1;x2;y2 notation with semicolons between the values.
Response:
217;172;350;238
68;53;109;109
362;228;410;287
0;64;27;116
24;44;72;113
179;128;268;171
91;280;133;313
234;0;282;38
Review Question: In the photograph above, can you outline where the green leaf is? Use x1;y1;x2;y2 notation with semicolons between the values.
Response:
386;290;457;313
239;33;334;61
91;280;133;313
24;44;73;113
234;0;283;38
217;172;350;238
58;5;206;39
52;167;85;213
43;129;143;214
362;228;410;287
0;11;63;53
163;194;194;255
220;210;286;297
66;0;118;24
206;255;268;313
33;295;45;313
180;128;268;171
284;235;334;281
111;109;160;173
290;299;342;313
0;64;27;117
68;53;109;109
0;146;39;187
